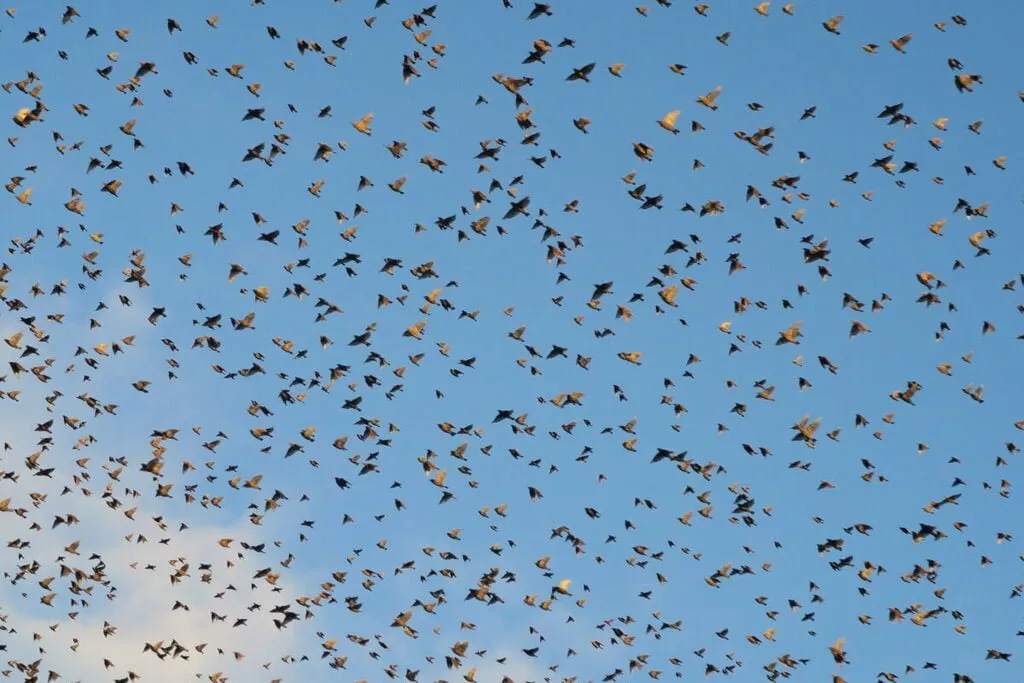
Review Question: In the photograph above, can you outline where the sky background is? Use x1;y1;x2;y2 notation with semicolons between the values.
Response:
1;1;1023;682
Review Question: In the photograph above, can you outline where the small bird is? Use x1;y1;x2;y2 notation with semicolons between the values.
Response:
657;110;680;134
823;15;844;34
566;62;596;82
352;112;375;135
697;86;723;110
890;33;913;52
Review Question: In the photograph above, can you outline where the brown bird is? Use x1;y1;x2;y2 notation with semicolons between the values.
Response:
697;86;723;110
352;112;375;135
822;15;844;34
657;110;681;134
890;33;912;52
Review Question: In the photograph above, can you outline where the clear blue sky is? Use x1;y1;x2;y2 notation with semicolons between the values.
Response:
1;1;1023;681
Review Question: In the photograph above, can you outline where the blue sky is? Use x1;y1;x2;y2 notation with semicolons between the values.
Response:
1;1;1023;681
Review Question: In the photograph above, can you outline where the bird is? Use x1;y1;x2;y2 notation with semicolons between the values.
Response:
566;62;597;82
822;15;844;34
890;33;913;53
657;110;681;134
697;86;723;110
352;112;375;135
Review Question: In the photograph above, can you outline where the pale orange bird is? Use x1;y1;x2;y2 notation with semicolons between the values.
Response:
352;112;375;136
658;110;681;134
822;15;843;34
890;33;912;52
697;86;722;110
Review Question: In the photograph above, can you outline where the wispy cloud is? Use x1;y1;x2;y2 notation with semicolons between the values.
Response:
0;361;311;681
3;517;306;682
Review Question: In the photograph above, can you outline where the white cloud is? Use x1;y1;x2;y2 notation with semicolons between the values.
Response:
2;517;307;682
0;332;312;682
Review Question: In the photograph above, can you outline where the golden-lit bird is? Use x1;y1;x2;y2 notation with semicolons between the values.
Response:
697;86;723;110
352;112;375;135
657;110;681;134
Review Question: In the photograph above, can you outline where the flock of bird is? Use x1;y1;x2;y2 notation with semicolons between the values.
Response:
1;1;1022;683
